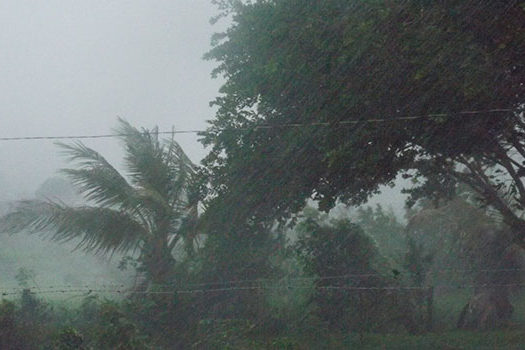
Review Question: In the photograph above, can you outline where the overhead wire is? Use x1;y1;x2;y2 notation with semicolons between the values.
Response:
114;266;525;290
1;265;525;297
2;280;525;297
0;108;514;142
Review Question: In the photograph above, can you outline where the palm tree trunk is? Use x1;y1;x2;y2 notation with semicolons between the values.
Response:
143;237;176;286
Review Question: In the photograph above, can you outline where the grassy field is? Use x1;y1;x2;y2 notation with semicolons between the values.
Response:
246;291;525;349
341;331;525;349
229;330;525;350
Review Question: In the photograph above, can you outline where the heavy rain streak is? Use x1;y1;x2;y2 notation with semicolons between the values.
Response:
0;1;524;349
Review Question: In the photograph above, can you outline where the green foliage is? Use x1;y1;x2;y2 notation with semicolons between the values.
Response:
200;0;524;239
262;265;318;337
0;291;54;349
191;224;280;321
57;297;151;350
193;319;258;349
0;300;19;349
94;302;150;350
53;327;85;350
293;212;414;332
199;0;525;334
295;217;377;278
0;287;522;348
122;291;195;349
0;1;524;347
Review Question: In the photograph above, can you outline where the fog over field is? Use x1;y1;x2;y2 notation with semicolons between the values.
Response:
0;0;225;288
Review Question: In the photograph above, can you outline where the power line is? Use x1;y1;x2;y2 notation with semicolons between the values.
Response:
1;265;524;296
0;108;514;142
0;131;201;142
132;266;525;290
2;281;524;297
0;266;522;293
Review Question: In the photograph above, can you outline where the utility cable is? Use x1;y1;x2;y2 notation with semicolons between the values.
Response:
0;108;514;142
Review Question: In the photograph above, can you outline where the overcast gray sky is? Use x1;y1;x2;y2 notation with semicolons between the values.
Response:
0;0;408;215
0;0;223;198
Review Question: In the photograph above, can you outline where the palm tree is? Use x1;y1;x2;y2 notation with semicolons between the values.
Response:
0;119;196;286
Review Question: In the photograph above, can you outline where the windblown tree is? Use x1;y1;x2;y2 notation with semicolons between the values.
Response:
201;0;524;225
200;0;524;329
0;119;196;286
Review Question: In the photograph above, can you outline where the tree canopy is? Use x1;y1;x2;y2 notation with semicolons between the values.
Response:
200;0;525;231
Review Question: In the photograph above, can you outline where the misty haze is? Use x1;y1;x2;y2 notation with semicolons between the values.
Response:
0;1;524;349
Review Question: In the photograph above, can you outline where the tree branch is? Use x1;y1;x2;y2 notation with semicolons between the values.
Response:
485;145;525;204
453;157;523;230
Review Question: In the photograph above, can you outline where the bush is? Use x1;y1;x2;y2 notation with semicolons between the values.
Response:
294;215;415;333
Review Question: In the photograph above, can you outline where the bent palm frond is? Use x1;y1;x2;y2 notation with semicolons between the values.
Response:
57;141;166;230
116;119;171;195
115;119;195;201
57;142;138;209
165;138;195;180
0;200;146;255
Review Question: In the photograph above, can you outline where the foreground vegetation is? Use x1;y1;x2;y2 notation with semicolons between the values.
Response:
1;197;524;349
2;290;525;349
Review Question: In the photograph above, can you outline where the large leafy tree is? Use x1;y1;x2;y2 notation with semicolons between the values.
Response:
0;119;196;285
200;0;525;239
